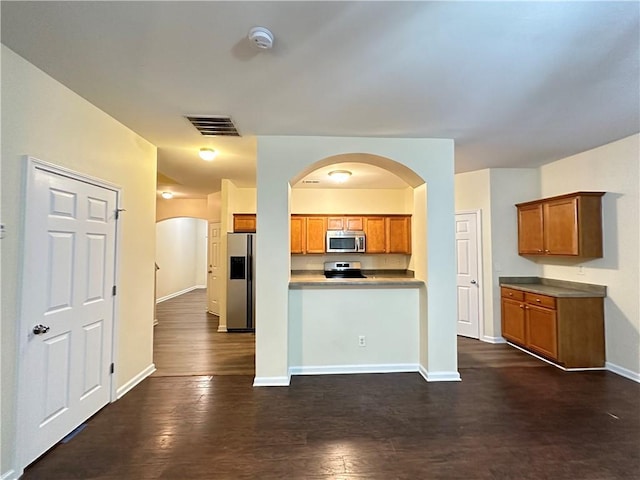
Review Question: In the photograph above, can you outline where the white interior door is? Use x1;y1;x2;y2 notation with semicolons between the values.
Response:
455;212;481;339
207;222;221;315
17;162;118;469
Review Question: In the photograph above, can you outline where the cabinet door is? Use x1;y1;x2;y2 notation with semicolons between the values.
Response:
290;216;306;254
386;216;411;254
518;204;543;254
306;217;326;254
344;216;363;231
501;298;526;345
544;197;579;255
526;305;558;360
326;217;344;231
364;217;386;253
233;214;256;233
327;216;363;231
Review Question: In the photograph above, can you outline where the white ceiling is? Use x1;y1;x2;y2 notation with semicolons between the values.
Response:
2;1;638;197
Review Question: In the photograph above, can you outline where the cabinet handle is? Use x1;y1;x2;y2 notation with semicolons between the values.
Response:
544;249;550;253
508;293;513;296
537;249;543;252
519;304;524;309
535;299;541;302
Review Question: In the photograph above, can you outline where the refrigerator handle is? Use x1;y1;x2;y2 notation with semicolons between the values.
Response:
247;255;252;281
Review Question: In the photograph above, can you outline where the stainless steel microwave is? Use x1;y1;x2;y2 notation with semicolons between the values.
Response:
326;231;366;253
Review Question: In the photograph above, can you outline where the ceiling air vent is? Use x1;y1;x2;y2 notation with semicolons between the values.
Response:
185;115;240;137
302;180;320;184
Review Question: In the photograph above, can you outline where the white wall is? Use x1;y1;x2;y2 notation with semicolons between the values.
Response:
487;169;540;338
156;218;207;300
1;46;157;477
291;254;409;271
289;287;419;371
256;136;457;385
539;134;640;378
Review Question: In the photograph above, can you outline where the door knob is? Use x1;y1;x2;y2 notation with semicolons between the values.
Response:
470;280;477;284
33;324;50;335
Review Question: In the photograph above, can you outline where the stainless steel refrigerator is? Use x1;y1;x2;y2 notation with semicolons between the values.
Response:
226;233;255;331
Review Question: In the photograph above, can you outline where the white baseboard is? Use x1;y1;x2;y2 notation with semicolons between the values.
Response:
1;469;18;480
606;361;640;383
482;335;507;344
217;325;227;332
253;375;291;387
418;365;462;382
195;284;206;289
289;363;418;376
156;286;202;303
116;363;156;399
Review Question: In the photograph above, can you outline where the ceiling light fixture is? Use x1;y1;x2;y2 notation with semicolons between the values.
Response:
199;148;217;161
328;170;352;183
161;192;173;199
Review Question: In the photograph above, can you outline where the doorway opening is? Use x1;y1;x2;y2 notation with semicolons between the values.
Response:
153;217;255;376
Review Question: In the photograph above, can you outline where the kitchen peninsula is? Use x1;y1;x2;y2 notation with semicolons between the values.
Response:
288;268;425;376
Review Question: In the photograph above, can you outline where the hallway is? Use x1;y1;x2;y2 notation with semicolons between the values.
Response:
152;289;255;377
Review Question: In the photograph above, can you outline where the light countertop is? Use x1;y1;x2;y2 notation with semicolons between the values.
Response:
500;276;606;298
289;271;424;288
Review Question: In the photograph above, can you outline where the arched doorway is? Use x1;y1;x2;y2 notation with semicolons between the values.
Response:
253;136;459;386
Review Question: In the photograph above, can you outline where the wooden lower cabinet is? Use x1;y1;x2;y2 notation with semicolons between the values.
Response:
501;287;604;368
526;304;558;360
501;297;527;345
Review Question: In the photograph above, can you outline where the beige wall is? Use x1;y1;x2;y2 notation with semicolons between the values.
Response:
156;197;208;222
454;135;640;379
455;168;540;341
539;134;640;378
207;191;222;222
291;187;413;214
216;181;257;331
1;46;157;476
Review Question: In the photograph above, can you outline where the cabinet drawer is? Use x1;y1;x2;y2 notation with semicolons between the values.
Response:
524;292;556;309
501;287;524;301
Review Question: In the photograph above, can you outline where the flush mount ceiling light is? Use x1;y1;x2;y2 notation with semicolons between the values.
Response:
328;170;352;183
199;148;217;161
248;26;274;50
161;192;173;199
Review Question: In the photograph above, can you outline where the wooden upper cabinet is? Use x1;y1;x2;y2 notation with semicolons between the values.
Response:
516;192;604;258
364;217;386;253
544;197;579;255
327;216;363;231
290;216;306;254
233;214;256;233
305;217;327;254
386;216;412;254
518;203;544;254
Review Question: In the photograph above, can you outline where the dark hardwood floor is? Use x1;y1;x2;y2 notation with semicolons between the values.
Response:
21;291;640;479
152;289;255;376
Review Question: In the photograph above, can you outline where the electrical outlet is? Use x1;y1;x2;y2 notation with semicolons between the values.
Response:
577;265;585;275
358;335;366;347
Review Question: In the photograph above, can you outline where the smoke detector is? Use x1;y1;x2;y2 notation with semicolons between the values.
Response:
248;26;274;50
